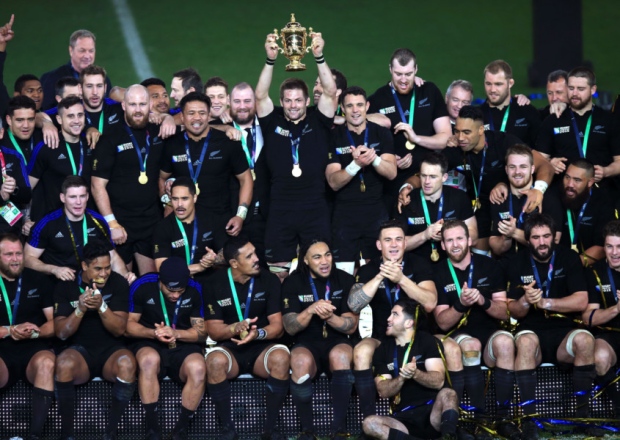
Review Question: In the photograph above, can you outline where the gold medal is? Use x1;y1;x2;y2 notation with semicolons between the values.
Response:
431;248;439;262
138;171;148;184
405;141;415;150
475;198;482;210
240;330;249;339
195;183;200;196
168;342;176;349
571;244;578;252
251;169;256;181
360;181;366;192
322;324;328;339
394;393;401;405
292;164;302;177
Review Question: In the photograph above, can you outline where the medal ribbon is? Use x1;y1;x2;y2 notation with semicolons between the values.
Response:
227;268;255;321
508;192;526;228
467;144;487;202
420;191;443;254
487;101;511;132
0;276;21;325
608;266;618;304
0;149;6;182
87;112;104;134
65;140;84;176
569;109;593;158
309;276;331;302
390;85;415;127
446;258;474;298
124;125;150;174
566;189;591;249
159;290;182;329
392;306;419;377
530;251;556;298
346;126;370;188
184;132;210;187
174;216;198;265
66;216;88;264
7;130;30;165
234;122;256;170
290;135;301;167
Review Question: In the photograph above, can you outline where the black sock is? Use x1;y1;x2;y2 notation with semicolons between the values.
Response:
173;406;195;433
106;379;136;435
448;369;465;400
55;379;75;437
573;364;595;418
208;380;233;428
31;387;53;436
331;370;354;432
387;427;422;440
353;369;377;418
440;408;459;435
290;378;314;432
515;369;537;416
463;365;486;417
143;402;160;433
494;368;515;419
264;376;289;431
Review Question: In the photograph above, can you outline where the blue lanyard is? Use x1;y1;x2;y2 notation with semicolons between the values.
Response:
487;100;511;132
468;144;487;200
309;276;330;302
384;281;401;306
390;85;415;126
530;252;556;298
184;132;210;185
290;134;301;166
607;266;618;304
124;125;150;173
508;193;526;228
243;278;255;320
346;126;369;187
392;345;417;377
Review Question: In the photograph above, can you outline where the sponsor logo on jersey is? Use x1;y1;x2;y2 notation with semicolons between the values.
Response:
117;143;134;152
444;283;457;293
499;211;511;220
598;284;612;293
55;231;64;238
379;106;396;115
484;124;491;131
172;239;186;249
172;154;188;163
217;298;232;307
387;362;395;371
70;301;79;309
553;126;570;135
147;298;155;305
57;153;66;160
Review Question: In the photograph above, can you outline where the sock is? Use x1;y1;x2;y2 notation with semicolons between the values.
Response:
143;402;160;433
353;369;377;418
106;379;136;435
55;379;75;437
573;364;595;418
173;406;195;434
387;427;423;440
597;368;620;414
494;368;515;419
290;378;314;432
440;408;459;435
207;380;233;428
448;369;465;400
331;370;354;432
463;365;486;417
515;369;537;416
30;387;53;436
264;376;289;431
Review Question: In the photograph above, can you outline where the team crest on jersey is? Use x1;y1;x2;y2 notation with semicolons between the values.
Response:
418;97;429;108
298;295;314;303
483;124;491;131
117;143;134;152
593;125;606;134
172;154;188;163
217;298;232;307
336;146;353;155
275;126;290;137
172;239;186;249
514;118;528;127
387;362;395;371
379;106;396;115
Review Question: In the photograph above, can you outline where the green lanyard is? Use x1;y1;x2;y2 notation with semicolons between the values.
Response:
581;115;592;157
0;277;13;325
408;90;416;126
500;104;510;132
174;217;191;265
227;268;245;322
97;111;104;134
65;142;82;176
159;290;171;326
233;122;254;168
66;216;89;264
447;259;474;298
7;130;27;165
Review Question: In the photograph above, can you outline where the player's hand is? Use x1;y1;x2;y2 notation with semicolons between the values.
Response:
523;281;543;304
309;32;324;57
497;216;517;238
521;188;543;213
593;165;605;182
265;33;279;60
124;272;137;285
154;322;176;343
110;225;127;245
393;122;415;143
52;266;76;281
219;110;233;124
550;157;567;174
424;219;444;242
460;283;480;306
397;184;413;213
446;134;459;148
0;175;16;200
379;260;404;284
200;247;217;268
149;112;164;125
399;361;417;380
233;317;258;336
395;154;412;170
0;14;15;48
86;127;101;149
414;76;425;87
550;102;567;118
225;126;242;141
42;122;59;149
489;182;508;205
158;115;176;139
514;94;531;106
354;146;376;167
225;216;243;236
231;327;259;345
314;300;336;320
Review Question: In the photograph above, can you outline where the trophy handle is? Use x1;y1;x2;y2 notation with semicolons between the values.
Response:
305;27;314;53
273;28;285;54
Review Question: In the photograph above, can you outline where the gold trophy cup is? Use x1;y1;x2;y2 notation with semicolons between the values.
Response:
273;14;314;71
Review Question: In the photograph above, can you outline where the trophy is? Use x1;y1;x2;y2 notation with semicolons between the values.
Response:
273;14;314;71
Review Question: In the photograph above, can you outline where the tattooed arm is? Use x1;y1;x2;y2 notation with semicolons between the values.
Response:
282;302;318;336
348;274;383;313
326;311;359;335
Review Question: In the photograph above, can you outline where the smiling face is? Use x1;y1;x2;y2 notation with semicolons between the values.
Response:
19;80;43;110
123;87;150;129
280;88;308;122
230;87;256;125
81;255;112;289
181;100;210;139
386;305;411;337
484;70;513;107
390;59;416;95
377;227;406;263
205;85;229;119
342;93;369;129
231;242;261;277
6;108;36;140
605;235;620;271
506;153;534;190
446;86;472;121
69;37;95;72
441;225;471;263
57;102;85;140
146;84;170;114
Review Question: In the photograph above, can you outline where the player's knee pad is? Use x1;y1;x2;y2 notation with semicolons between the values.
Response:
462;350;481;367
486;330;514;362
205;347;233;374
264;344;290;375
566;329;593;358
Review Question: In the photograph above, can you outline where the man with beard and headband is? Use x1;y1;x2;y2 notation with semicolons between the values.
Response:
255;31;338;280
0;234;56;440
152;177;218;278
558;160;615;266
53;240;137;440
326;86;397;274
80;65;123;141
489;145;562;258
91;85;166;275
204;236;289;440
480;60;541;148
432;220;518;440
368;48;452;209
505;213;602;438
536;67;620;188
347;219;436;423
281;240;358;439
159;92;252;252
205;77;230;124
362;298;459;440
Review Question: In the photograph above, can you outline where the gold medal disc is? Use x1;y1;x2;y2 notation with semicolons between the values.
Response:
292;164;302;178
138;172;148;184
571;244;578;252
405;141;415;150
431;249;440;262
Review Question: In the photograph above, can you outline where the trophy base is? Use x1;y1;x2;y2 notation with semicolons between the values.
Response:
285;62;306;71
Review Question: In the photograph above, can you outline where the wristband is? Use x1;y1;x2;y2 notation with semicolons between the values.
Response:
104;214;116;223
236;206;248;220
533;180;548;194
99;301;108;314
74;308;85;318
345;161;362;176
482;297;492;310
399;183;413;193
30;330;40;339
257;328;267;340
453;301;469;313
266;57;276;66
315;55;325;64
160;194;170;205
2;325;9;338
372;156;382;167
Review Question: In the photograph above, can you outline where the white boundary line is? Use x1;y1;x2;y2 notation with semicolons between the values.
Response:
111;0;155;80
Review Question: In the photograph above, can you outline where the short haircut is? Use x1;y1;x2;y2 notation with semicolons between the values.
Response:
57;95;83;114
390;48;416;67
523;213;556;241
179;91;211;112
141;77;166;88
378;219;406;239
505;144;533;165
441;219;470;240
484;60;513;80
279;78;308;101
223;235;251;263
458;105;484;123
172;68;203;93
568;67;596;87
421;151;449;175
6;96;36;117
79;64;107;83
331;68;348;92
340;86;367;105
547;70;568;84
0;232;21;247
446;79;474;98
204;76;228;94
603;220;620;240
82;239;110;265
171;176;197;196
55;77;80;97
61;175;89;194
394;298;418;320
14;74;40;93
567;158;595;178
231;82;254;97
69;30;96;47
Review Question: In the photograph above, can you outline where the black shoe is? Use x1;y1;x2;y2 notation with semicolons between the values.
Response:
456;426;475;440
520;420;539;440
220;426;238;440
297;432;318;440
495;420;521;440
575;425;610;437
